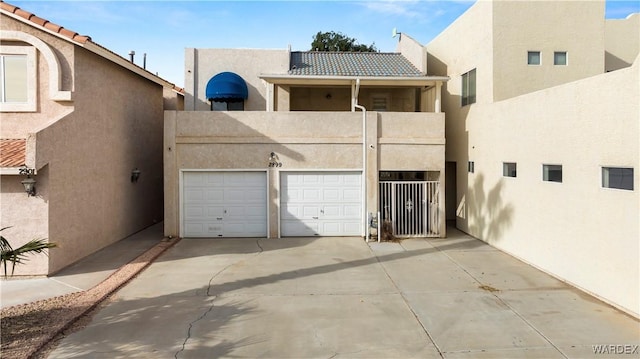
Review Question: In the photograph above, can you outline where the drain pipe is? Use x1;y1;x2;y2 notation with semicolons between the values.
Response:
353;78;369;242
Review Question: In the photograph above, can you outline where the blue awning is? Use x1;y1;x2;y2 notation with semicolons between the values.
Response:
205;72;248;102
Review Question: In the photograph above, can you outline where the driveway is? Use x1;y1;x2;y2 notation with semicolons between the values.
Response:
48;228;639;358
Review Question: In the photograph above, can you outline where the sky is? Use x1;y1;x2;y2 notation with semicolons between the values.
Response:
7;0;640;87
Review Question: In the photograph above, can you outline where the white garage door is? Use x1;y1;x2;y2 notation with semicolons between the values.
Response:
281;172;362;237
183;171;267;237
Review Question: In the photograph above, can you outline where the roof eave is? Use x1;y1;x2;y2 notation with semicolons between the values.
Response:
259;74;449;86
1;7;175;89
83;42;175;89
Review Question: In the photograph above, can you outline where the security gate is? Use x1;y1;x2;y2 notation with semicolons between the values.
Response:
379;181;440;237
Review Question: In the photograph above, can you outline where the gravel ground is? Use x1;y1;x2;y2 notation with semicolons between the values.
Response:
1;238;179;359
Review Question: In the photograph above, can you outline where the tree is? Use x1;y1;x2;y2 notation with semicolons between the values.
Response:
0;227;56;277
310;31;378;52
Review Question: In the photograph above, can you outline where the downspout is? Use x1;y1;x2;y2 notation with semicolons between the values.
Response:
353;78;369;242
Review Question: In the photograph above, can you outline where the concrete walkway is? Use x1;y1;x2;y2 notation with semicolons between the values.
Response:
18;228;640;358
0;223;164;309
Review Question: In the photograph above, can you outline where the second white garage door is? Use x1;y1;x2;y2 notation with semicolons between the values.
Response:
183;171;267;238
281;171;362;236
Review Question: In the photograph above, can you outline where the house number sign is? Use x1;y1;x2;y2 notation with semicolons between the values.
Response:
268;152;282;168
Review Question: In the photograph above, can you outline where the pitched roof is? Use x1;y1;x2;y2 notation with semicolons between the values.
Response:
1;1;181;91
0;1;91;43
289;51;423;77
0;139;26;167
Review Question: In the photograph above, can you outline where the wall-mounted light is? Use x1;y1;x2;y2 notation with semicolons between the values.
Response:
131;168;141;183
19;166;36;197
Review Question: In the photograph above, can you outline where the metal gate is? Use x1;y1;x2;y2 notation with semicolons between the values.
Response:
379;181;440;237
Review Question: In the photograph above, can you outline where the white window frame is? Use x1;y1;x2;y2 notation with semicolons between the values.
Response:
527;51;541;66
1;46;37;112
554;51;568;66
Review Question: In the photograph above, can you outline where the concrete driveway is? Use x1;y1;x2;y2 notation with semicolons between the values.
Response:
48;229;639;358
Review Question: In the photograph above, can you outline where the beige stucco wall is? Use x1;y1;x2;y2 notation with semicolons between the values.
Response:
459;58;639;317
184;48;289;111
395;33;427;73
426;0;638;317
426;0;493;169
34;46;166;274
605;13;640;72
164;110;445;238
0;167;50;274
492;0;606;101
0;14;74;139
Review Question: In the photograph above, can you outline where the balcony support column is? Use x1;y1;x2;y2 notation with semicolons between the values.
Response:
435;81;442;113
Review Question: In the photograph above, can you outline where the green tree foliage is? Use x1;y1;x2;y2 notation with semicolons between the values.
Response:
310;31;378;52
0;227;56;277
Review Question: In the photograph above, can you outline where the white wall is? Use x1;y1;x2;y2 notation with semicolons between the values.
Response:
463;59;639;317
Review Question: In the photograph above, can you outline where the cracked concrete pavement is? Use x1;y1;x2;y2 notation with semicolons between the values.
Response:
46;228;639;358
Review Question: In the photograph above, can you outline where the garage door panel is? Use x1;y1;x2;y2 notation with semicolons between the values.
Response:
183;171;267;238
184;206;204;218
280;171;362;237
281;220;319;236
205;189;224;202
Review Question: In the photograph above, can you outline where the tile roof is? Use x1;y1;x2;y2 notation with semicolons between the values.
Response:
1;1;181;91
289;51;423;77
1;1;91;43
0;139;26;167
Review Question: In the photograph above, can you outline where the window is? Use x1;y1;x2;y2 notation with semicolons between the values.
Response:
468;161;475;173
461;68;476;106
602;167;634;190
543;164;563;182
0;46;36;112
503;162;517;177
527;51;541;65
211;100;244;111
554;52;567;66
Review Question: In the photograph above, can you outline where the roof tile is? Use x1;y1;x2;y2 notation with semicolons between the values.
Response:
0;139;26;167
1;1;91;44
29;15;48;27
289;51;422;77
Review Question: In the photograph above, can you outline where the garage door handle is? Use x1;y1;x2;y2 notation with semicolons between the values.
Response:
312;216;319;219
216;217;223;220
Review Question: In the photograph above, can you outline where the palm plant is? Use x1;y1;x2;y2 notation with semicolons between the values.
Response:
0;227;56;277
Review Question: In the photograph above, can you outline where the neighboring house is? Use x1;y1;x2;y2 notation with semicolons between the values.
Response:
0;1;183;275
164;44;448;240
425;0;639;317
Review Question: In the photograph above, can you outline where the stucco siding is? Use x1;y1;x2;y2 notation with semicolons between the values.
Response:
164;110;446;238
184;48;289;111
492;0;605;101
605;14;640;72
37;46;165;273
0;169;49;275
461;59;639;316
0;14;74;138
